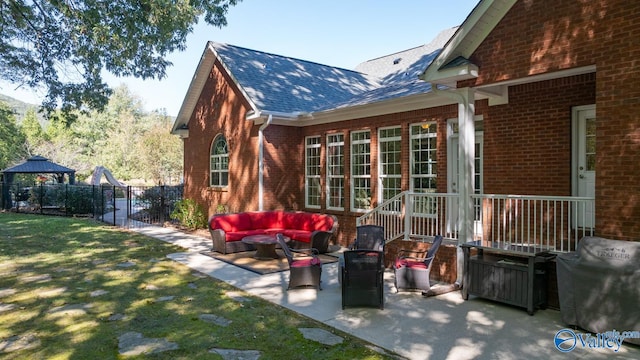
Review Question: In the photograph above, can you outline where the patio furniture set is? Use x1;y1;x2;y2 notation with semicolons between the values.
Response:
209;211;445;309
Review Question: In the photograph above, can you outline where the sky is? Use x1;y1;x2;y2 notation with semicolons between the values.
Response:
2;0;480;117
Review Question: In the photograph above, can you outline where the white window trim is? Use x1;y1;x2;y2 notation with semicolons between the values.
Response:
350;130;371;213
378;126;402;204
410;122;437;218
326;133;345;211
305;136;321;209
210;135;229;188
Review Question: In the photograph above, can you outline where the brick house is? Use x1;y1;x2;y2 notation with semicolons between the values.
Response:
172;0;639;287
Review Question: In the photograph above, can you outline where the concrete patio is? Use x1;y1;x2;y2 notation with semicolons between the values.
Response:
132;225;640;360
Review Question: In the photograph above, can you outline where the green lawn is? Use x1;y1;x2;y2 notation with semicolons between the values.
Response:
0;213;394;359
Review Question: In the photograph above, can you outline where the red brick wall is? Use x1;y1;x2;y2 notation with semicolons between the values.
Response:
466;0;640;240
482;74;596;195
183;60;259;215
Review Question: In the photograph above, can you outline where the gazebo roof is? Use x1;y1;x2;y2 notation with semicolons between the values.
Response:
1;156;75;174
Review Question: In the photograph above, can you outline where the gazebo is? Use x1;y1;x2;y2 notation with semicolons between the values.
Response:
1;156;76;209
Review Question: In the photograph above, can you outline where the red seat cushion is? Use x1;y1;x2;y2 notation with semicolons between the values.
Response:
224;230;267;242
291;257;321;267
395;258;428;269
282;229;312;243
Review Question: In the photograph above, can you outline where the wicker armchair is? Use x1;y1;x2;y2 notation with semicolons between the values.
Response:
276;234;322;290
393;235;443;292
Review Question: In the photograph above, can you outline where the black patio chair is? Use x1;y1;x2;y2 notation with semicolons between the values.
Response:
393;235;443;292
276;234;322;290
350;224;385;251
341;249;385;309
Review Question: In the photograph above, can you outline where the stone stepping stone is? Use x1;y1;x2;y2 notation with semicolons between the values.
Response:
0;333;40;353
47;303;93;317
38;287;67;298
116;261;136;268
298;328;343;346
90;289;109;297
108;313;126;321
118;331;178;356
0;288;16;298
156;296;175;302
225;291;250;303
187;282;198;289
199;314;232;327
209;348;261;360
144;284;160;291
0;303;17;313
19;274;51;283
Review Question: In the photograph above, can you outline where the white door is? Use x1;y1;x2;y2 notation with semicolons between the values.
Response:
448;129;483;236
574;106;596;228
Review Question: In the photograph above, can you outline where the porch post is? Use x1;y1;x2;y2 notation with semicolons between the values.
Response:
457;87;475;285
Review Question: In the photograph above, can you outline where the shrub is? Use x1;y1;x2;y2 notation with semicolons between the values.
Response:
170;198;207;230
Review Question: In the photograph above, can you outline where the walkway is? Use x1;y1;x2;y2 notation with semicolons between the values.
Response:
129;225;639;360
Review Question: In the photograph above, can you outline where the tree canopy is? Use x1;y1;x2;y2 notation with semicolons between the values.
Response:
0;0;239;118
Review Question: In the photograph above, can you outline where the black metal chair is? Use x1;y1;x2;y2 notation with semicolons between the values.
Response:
341;250;385;309
350;224;385;251
339;225;386;286
276;234;322;290
393;235;443;292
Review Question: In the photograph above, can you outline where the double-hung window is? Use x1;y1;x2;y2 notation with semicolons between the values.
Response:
410;123;437;215
350;130;371;212
378;126;402;203
305;136;321;208
326;133;345;210
210;135;229;187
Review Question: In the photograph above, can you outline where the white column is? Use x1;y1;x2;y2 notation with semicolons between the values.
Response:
456;87;475;284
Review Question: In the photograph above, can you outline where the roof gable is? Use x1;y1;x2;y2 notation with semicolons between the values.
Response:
420;0;517;85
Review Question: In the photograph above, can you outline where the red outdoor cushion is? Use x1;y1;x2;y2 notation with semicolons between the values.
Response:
282;229;312;243
210;213;253;232
291;257;321;267
395;258;428;269
224;230;268;242
249;211;283;229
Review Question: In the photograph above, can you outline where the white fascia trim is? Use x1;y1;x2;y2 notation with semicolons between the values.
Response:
420;0;517;82
171;44;215;134
171;42;261;135
473;65;596;106
262;93;458;127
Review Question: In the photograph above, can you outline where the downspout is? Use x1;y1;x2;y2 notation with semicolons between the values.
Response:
258;114;273;211
430;83;475;287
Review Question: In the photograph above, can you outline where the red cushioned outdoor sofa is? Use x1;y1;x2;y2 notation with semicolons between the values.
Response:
209;211;338;254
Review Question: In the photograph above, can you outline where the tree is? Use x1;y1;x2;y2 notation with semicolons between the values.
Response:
0;101;27;169
20;107;45;154
0;0;240;119
137;112;183;185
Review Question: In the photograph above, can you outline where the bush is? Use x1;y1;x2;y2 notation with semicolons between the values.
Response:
137;184;183;221
170;198;207;230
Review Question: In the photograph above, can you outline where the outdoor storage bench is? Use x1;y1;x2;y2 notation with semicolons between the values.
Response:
209;211;338;254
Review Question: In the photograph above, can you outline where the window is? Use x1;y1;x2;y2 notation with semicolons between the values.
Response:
410;123;437;215
378;126;402;203
350;130;371;211
326;133;345;210
305;136;321;208
210;135;229;187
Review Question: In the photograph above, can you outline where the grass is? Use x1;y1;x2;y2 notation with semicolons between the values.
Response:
0;213;395;359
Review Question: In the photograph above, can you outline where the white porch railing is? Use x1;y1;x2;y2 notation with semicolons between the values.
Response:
357;191;595;253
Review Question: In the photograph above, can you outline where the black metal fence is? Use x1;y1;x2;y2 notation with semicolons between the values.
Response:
0;183;183;228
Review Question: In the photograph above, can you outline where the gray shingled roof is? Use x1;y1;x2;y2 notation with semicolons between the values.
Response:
211;27;458;115
212;43;378;114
